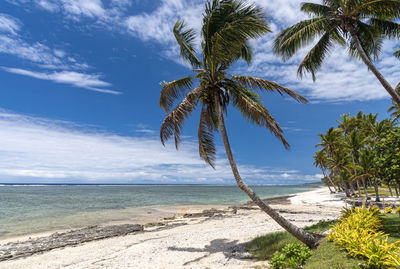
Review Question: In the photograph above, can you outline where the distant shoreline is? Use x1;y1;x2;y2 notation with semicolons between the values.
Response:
0;182;321;186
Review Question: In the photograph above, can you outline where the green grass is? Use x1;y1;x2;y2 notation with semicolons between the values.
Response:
305;240;362;269
246;220;335;261
359;186;392;197
380;213;400;243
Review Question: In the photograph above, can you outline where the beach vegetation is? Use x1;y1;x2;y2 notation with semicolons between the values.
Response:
273;0;400;106
249;212;400;268
246;220;335;260
313;110;400;205
159;0;321;248
269;243;311;269
327;207;400;268
384;207;393;214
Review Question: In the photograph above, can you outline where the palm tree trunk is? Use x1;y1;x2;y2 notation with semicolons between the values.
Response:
349;182;356;196
340;179;351;197
215;100;321;248
356;181;361;197
362;178;369;200
325;171;337;192
388;184;393;197
321;169;334;193
349;28;400;106
373;182;380;202
350;155;361;197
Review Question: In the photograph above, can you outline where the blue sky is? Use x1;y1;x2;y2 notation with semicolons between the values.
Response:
0;0;397;184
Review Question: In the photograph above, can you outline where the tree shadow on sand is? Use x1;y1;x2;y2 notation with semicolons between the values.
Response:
168;238;250;266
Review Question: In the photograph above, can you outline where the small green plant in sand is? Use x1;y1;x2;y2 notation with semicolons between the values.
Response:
269;243;311;269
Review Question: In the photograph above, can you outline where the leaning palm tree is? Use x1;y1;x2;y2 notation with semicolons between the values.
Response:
388;83;400;123
159;0;321;248
273;0;400;105
313;149;337;192
355;148;380;202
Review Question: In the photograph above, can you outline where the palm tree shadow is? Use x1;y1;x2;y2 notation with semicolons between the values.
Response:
168;238;249;266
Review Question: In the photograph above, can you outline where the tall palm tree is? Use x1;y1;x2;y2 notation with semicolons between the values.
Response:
159;0;321;248
273;0;400;105
346;130;367;198
313;149;337;192
355;148;380;202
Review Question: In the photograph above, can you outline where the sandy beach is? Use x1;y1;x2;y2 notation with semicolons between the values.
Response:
0;187;345;269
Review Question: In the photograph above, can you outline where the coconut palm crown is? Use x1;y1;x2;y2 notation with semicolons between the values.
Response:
159;0;323;248
160;0;307;168
273;0;400;105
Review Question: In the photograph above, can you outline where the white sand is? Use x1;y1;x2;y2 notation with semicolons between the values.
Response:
0;187;344;269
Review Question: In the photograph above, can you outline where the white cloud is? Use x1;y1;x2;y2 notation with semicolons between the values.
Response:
0;12;118;94
0;35;63;67
36;0;60;12
2;67;120;94
0;13;21;35
61;0;106;19
0;109;319;184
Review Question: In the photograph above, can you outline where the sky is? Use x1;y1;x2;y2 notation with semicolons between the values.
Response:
0;0;397;185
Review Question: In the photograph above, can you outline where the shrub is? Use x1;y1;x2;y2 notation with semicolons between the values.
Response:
395;207;400;215
269;243;311;269
327;207;400;268
384;207;393;214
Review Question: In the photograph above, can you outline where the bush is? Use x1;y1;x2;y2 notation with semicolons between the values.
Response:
269;243;311;269
385;207;393;214
395;207;400;215
327;207;400;268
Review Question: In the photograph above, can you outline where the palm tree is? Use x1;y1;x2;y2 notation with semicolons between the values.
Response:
159;0;321;248
346;130;367;198
273;0;400;106
313;149;337;192
355;148;380;202
388;83;400;123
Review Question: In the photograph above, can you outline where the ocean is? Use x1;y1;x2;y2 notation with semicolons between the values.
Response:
0;184;313;239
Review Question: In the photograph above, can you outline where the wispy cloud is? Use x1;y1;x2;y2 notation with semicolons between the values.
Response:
0;12;118;94
0;109;320;184
2;67;120;94
0;13;21;35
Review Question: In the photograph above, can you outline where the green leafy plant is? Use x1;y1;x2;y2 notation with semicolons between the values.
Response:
269;243;311;269
385;207;393;214
327;207;400;268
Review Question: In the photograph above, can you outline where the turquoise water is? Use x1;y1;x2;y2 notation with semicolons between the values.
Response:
0;184;312;239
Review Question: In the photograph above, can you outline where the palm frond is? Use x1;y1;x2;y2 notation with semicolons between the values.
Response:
394;46;400;58
228;85;290;149
274;17;330;60
301;2;331;16
230;75;308;103
173;21;202;68
348;21;382;61
160;88;200;148
297;32;334;81
369;18;400;38
353;0;400;18
202;0;270;66
198;104;217;168
160;76;194;113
